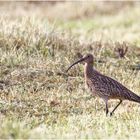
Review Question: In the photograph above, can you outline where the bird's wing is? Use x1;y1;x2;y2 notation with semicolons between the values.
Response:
89;73;137;100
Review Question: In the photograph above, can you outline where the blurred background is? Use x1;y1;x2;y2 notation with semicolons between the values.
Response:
0;1;138;20
0;1;140;44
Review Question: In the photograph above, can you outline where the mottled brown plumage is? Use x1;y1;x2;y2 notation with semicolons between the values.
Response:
66;53;140;116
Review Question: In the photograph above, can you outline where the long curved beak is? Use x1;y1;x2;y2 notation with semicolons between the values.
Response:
66;57;85;72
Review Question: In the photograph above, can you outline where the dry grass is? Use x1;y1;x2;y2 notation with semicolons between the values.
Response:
0;1;140;139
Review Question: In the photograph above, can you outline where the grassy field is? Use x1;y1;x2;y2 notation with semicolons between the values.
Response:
0;2;140;139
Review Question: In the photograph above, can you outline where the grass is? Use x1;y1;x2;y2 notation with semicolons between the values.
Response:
0;2;140;139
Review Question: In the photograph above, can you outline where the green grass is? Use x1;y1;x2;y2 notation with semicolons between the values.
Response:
0;2;140;139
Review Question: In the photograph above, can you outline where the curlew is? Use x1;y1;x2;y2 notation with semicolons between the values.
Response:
66;53;140;116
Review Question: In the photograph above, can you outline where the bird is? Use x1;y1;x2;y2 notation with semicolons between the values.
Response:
66;53;140;116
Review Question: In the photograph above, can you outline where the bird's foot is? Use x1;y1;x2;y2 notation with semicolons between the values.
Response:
106;112;113;117
106;112;109;117
109;112;113;117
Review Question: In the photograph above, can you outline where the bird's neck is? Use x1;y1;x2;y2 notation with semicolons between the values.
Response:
84;63;94;78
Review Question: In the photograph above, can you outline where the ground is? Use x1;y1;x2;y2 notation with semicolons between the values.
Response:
0;1;140;139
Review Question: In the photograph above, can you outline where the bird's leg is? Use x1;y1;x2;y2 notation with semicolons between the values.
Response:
104;99;109;116
110;100;122;116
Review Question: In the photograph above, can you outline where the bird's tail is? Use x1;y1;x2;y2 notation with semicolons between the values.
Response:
129;92;140;104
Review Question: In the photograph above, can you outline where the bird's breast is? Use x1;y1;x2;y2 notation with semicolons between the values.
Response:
85;78;98;96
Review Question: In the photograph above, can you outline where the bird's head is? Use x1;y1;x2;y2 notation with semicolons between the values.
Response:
66;53;94;72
